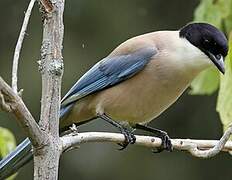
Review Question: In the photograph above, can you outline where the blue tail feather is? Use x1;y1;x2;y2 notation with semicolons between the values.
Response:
0;138;32;180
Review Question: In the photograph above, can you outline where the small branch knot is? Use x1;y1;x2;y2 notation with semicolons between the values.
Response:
18;89;24;97
70;124;78;134
49;59;63;75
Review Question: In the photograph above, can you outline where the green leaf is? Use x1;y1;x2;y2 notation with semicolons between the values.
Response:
216;0;232;18
189;68;220;95
0;127;16;157
194;0;223;28
224;0;232;33
194;0;231;27
0;127;17;180
217;34;232;131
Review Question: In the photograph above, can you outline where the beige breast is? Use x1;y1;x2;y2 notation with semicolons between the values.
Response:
89;57;196;125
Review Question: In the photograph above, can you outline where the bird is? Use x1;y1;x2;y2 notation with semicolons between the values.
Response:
0;22;228;179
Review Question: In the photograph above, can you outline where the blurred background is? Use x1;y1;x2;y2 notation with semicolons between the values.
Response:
0;0;231;179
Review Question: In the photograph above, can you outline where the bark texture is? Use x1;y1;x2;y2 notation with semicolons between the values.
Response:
34;0;64;179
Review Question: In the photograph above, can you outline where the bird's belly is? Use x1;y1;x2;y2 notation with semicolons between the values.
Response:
93;66;191;124
101;88;182;124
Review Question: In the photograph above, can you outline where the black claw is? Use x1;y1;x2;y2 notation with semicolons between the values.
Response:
135;124;173;153
117;143;128;150
153;133;173;153
117;128;136;150
161;133;173;152
130;134;136;144
98;113;136;150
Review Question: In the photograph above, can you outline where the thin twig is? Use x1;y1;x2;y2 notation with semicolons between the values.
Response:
61;132;232;158
0;76;45;147
185;124;232;158
12;0;36;93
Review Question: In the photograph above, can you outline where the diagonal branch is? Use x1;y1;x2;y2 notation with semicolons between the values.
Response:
61;132;232;158
0;77;45;147
12;0;36;93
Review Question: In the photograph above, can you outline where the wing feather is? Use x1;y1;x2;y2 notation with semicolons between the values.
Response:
61;47;156;107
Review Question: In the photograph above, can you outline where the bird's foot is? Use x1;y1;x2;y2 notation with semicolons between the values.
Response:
98;113;136;150
152;132;173;153
134;124;172;153
118;128;136;150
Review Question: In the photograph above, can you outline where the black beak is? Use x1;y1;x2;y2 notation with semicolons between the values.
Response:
208;52;225;74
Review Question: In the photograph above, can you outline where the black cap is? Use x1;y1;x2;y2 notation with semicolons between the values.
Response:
180;22;228;74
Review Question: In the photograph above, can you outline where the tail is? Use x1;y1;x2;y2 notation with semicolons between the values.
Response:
0;105;73;179
0;138;32;180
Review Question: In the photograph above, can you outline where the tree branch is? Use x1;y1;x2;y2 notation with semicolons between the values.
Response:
184;123;232;158
61;132;232;158
12;0;36;93
33;0;64;179
39;1;64;135
0;77;44;147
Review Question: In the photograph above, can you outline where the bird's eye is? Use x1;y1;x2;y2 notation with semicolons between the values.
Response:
216;54;221;60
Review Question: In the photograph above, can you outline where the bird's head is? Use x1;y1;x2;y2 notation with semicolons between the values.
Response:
179;22;228;74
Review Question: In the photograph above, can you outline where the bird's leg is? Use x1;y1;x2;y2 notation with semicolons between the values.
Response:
98;113;136;150
135;124;173;152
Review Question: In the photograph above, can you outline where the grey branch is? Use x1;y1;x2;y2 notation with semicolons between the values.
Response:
0;77;44;147
12;0;36;93
184;123;232;158
33;0;64;179
61;132;232;158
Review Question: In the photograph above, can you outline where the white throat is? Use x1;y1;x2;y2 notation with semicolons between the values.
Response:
177;31;213;70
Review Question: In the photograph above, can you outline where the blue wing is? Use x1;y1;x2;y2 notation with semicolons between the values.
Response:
61;47;156;107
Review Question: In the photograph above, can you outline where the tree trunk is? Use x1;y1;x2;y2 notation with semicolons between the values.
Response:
34;0;65;179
